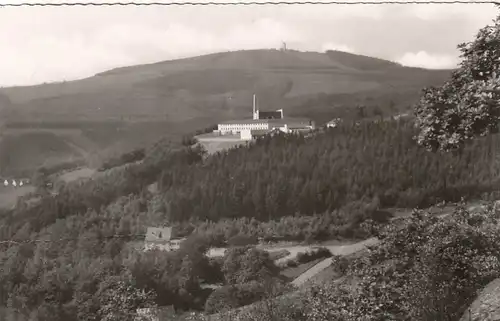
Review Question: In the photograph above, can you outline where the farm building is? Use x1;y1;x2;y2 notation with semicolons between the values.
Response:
144;226;186;252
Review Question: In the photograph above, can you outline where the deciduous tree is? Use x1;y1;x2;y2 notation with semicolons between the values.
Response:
414;9;500;152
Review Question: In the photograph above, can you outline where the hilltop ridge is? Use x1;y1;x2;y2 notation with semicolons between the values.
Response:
0;49;450;120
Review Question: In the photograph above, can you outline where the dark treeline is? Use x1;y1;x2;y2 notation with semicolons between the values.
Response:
156;119;499;223
0;139;204;239
98;148;146;171
181;124;219;146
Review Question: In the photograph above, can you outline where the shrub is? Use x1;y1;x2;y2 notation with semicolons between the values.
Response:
268;249;290;261
330;255;350;276
204;279;290;315
222;247;279;285
227;234;258;247
204;285;240;314
296;247;332;264
306;202;500;321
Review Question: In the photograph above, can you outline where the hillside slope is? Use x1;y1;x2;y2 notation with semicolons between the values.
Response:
1;49;451;122
0;49;452;175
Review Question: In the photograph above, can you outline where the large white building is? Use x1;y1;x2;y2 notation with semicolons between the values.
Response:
216;94;314;139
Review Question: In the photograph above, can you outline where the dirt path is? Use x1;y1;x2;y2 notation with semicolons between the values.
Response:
207;237;380;262
292;257;334;287
289;202;484;287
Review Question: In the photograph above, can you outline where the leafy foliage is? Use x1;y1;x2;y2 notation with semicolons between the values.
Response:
296;247;332;264
305;202;500;321
96;279;156;321
414;12;500;152
221;247;280;285
99;148;146;172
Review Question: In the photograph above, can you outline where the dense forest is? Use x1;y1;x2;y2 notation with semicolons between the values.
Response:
1;116;500;320
157;119;499;223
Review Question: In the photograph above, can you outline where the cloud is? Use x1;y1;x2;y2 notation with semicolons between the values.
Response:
0;2;497;86
396;51;459;69
408;1;497;21
0;17;304;86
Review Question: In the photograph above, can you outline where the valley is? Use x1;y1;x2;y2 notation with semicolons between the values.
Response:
0;49;451;177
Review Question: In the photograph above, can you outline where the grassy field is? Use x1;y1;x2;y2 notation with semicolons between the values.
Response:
0;131;84;175
0;120;191;176
195;137;248;155
2;50;450;123
56;167;96;183
0;185;36;209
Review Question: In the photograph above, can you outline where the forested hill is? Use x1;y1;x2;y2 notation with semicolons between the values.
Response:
2;118;500;239
1;116;500;320
158;119;498;221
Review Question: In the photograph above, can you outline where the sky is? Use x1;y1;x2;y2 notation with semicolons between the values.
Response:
0;0;498;87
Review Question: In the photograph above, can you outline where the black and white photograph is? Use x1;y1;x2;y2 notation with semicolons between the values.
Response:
0;0;500;320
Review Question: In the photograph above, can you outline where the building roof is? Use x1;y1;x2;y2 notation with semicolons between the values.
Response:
258;111;282;120
327;118;342;124
219;118;273;125
145;227;172;243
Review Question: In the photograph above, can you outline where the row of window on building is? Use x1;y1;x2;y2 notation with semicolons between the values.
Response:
217;122;270;134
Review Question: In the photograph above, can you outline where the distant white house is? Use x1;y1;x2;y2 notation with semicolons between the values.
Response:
135;306;176;321
1;178;29;188
326;118;342;128
144;227;186;252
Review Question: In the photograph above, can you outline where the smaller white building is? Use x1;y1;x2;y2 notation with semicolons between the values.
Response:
135;306;175;321
144;227;186;252
326;118;342;128
240;129;253;141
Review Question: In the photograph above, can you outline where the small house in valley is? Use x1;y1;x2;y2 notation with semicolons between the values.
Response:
326;118;342;128
144;226;186;252
135;305;176;321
